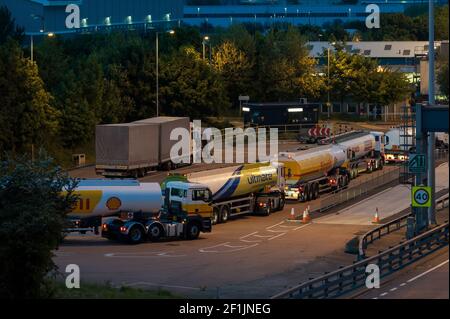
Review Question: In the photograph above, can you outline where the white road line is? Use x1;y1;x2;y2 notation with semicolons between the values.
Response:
400;283;406;287
380;292;388;297
267;232;287;241
239;231;258;240
266;221;286;230
390;287;398;292
123;281;201;291
406;259;449;283
293;223;312;231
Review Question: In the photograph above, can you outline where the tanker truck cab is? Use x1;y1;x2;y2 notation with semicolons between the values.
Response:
101;181;212;244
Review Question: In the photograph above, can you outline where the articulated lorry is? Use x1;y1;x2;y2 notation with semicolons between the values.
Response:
163;162;286;225
67;179;212;244
95;117;190;177
280;131;385;201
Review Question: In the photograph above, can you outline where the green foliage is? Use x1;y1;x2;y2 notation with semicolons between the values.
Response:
326;45;412;106
0;153;78;299
160;46;230;118
51;281;181;299
437;62;449;99
0;40;59;154
0;5;24;45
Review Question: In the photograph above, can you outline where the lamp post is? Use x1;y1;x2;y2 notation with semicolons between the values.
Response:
30;14;45;62
202;36;210;61
327;42;335;119
156;29;175;117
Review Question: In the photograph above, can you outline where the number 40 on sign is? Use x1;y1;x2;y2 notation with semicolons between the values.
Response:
412;186;432;207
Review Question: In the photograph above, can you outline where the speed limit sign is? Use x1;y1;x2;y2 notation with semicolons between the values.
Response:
412;186;432;207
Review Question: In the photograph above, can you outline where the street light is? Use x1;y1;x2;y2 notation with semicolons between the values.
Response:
202;36;210;61
30;14;45;62
327;42;336;119
156;29;175;117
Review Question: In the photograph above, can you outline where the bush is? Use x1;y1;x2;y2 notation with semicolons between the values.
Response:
0;152;78;298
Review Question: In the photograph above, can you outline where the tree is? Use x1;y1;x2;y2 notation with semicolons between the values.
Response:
213;40;254;108
0;5;24;45
437;62;449;99
0;153;78;299
0;40;59;154
160;46;230;118
255;27;323;101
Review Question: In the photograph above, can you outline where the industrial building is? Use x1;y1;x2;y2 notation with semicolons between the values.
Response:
0;0;184;33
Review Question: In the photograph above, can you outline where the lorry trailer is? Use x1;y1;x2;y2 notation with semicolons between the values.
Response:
280;131;385;201
162;162;286;225
95;117;190;177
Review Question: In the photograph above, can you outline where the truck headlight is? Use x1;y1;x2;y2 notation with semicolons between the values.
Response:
120;226;127;233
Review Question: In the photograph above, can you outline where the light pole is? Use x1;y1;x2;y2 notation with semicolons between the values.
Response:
30;14;45;62
202;36;209;61
427;0;436;225
327;42;335;119
156;29;175;117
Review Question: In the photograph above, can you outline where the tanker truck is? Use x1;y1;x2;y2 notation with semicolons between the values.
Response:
280;131;385;201
66;179;212;244
162;162;286;225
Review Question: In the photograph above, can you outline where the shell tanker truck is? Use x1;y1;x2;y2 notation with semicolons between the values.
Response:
67;179;212;244
162;162;286;225
280;131;385;201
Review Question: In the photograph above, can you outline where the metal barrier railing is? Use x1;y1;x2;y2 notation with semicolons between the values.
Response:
271;221;449;299
358;192;449;259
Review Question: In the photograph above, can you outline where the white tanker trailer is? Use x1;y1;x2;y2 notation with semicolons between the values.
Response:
66;179;212;244
280;131;385;201
162;162;286;224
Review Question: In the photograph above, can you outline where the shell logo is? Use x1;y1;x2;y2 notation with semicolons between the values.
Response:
106;197;122;210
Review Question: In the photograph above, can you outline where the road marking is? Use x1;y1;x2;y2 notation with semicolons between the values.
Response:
199;242;258;253
104;252;186;258
406;259;449;283
267;232;287;241
123;281;201;291
380;292;388;297
390;287;397;292
400;283;406;287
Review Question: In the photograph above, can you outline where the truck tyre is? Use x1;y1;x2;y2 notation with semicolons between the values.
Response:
219;205;230;223
312;183;319;200
211;207;219;225
278;197;285;211
147;223;164;242
186;222;200;240
303;184;310;202
127;226;144;244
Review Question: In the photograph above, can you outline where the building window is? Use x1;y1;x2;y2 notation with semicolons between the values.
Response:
363;49;371;55
353;48;361;54
384;44;392;50
403;49;411;55
333;103;341;113
347;103;357;113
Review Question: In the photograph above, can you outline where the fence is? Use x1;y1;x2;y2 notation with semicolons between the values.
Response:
271;221;449;299
358;192;449;259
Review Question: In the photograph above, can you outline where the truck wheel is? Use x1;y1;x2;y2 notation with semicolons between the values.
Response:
303;184;310;202
147;223;163;242
211;208;219;225
312;183;319;200
127;226;144;244
219;206;230;223
278;198;285;211
186;222;200;240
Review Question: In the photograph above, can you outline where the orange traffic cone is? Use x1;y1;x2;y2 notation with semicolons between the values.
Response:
372;208;380;224
302;206;312;223
290;208;296;220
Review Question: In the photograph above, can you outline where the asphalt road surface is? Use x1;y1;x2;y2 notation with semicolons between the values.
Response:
56;166;401;298
354;247;449;299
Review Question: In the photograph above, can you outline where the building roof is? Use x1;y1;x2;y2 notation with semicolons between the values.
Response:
307;41;445;59
28;0;82;6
